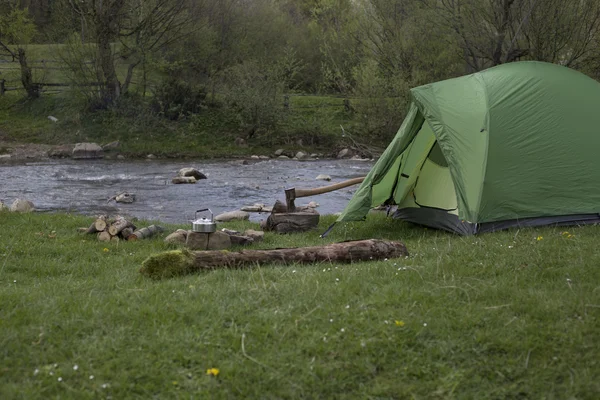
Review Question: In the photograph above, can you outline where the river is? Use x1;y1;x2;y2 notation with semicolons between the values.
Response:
0;158;373;224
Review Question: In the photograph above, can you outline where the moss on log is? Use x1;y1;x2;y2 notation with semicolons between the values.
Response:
140;250;196;279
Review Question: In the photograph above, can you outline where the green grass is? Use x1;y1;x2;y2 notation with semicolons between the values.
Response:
1;211;598;398
0;92;357;158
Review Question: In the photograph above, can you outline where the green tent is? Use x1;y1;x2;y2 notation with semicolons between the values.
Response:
337;61;600;235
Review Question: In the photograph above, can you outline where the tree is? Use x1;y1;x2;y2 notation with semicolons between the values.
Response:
0;6;39;97
56;0;193;107
420;0;600;73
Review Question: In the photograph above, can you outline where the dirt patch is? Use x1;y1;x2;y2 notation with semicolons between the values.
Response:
0;141;54;161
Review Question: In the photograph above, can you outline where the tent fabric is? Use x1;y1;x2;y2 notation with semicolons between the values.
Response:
337;61;600;234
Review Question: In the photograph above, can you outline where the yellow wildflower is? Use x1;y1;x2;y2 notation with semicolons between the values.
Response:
395;320;405;327
103;248;109;252
206;368;219;377
536;236;543;241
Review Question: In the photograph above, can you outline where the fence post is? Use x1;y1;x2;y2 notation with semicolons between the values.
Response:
0;79;5;96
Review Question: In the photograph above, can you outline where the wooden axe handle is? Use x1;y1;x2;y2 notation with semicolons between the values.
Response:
293;177;365;198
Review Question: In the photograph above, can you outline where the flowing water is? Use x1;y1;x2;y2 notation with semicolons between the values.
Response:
0;158;373;224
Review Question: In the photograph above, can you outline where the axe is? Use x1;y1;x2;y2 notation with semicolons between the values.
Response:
284;177;365;212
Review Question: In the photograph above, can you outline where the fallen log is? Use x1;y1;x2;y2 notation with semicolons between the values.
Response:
140;239;409;279
128;225;164;241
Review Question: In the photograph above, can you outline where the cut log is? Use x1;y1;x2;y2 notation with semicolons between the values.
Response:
79;221;100;234
94;216;108;232
264;208;320;233
121;226;135;240
128;225;164;241
108;217;135;236
140;239;409;279
97;231;112;242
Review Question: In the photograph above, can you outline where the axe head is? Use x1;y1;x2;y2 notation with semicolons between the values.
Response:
284;187;297;212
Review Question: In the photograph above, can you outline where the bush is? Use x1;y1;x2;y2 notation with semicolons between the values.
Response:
151;78;207;120
220;61;285;140
351;60;410;144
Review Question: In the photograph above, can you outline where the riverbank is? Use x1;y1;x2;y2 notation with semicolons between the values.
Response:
0;94;384;161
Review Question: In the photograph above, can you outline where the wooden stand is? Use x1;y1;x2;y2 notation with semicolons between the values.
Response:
262;200;320;233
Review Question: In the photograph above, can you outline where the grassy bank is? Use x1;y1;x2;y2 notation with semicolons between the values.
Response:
1;211;599;398
0;91;360;159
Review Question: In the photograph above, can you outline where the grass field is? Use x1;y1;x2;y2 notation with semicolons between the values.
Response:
1;210;598;398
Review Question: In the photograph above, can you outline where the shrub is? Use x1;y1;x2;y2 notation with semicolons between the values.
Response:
151;78;207;120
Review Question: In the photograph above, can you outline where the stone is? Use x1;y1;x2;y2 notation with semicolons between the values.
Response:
72;142;103;159
316;174;331;181
10;199;35;213
186;231;209;250
172;176;197;184
310;153;319;159
274;149;285;156
48;145;72;158
337;148;351;159
177;167;207;180
215;210;250;222
244;229;264;242
229;235;254;246
250;155;260;159
0;154;11;160
259;155;270;160
234;137;247;147
295;151;307;160
278;155;289;159
351;155;370;161
48;116;59;122
0;201;5;211
207;231;232;250
114;192;135;203
241;203;272;213
116;154;126;160
147;154;157;159
102;141;120;150
307;201;319;208
165;229;188;245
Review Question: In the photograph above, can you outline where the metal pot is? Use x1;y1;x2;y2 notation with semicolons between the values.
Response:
191;208;216;233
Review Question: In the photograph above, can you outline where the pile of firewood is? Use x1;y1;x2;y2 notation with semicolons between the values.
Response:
78;215;163;242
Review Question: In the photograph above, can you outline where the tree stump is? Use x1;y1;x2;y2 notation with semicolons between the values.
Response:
264;208;320;233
